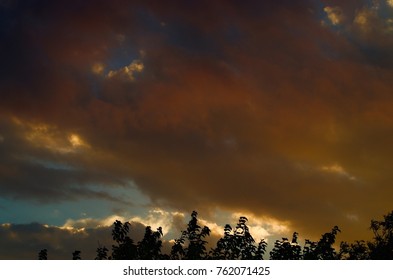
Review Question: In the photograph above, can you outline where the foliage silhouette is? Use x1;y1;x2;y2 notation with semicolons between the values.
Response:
339;240;370;260
303;226;340;260
270;232;301;260
111;220;138;260
368;210;393;259
38;249;47;260
72;250;81;260
95;245;109;260
338;211;393;260
171;211;210;260
37;210;393;260
211;216;267;260
137;226;166;260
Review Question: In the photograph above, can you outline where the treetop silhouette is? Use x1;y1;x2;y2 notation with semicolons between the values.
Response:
37;210;393;260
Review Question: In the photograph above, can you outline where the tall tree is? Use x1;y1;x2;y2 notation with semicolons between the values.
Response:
211;217;267;260
171;211;210;260
303;226;340;260
111;220;137;260
137;226;165;259
368;211;393;259
95;245;109;260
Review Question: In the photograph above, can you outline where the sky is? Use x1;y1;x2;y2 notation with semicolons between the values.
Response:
1;0;393;259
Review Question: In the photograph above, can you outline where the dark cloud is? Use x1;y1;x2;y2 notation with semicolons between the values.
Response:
0;0;392;256
0;117;131;204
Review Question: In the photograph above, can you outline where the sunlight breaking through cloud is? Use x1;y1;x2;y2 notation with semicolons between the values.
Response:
324;6;345;25
106;60;144;81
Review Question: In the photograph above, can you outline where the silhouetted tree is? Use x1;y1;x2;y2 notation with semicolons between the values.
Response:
303;226;340;260
270;232;302;260
137;226;165;259
111;220;137;260
38;249;47;260
72;250;81;260
339;240;370;260
95;245;109;260
368;211;393;259
171;211;210;260
211;217;267;260
35;210;393;260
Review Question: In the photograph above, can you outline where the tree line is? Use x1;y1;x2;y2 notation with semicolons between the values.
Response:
38;210;393;260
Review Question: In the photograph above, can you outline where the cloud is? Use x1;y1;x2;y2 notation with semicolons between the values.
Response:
91;63;105;75
0;211;262;259
106;60;144;81
0;116;132;204
353;8;376;32
324;6;345;25
320;164;357;181
0;221;147;259
1;0;393;256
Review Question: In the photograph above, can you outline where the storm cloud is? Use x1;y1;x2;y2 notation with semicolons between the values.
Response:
1;0;393;258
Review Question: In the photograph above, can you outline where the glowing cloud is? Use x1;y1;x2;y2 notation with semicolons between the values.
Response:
13;118;89;154
320;164;356;181
106;60;144;81
353;8;375;32
91;63;105;75
324;6;345;25
130;208;184;237
68;134;89;149
62;215;127;230
231;212;291;242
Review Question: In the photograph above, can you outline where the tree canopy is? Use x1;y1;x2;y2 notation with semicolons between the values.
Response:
38;210;393;260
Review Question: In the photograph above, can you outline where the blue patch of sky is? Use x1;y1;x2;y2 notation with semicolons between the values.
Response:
86;48;140;100
0;182;151;226
134;6;165;34
165;21;222;57
102;5;165;72
105;44;141;72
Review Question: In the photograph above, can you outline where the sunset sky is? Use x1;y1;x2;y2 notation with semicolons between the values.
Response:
1;0;393;259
